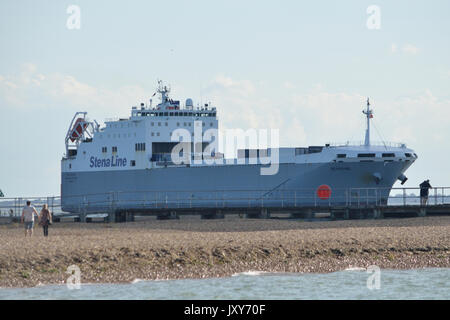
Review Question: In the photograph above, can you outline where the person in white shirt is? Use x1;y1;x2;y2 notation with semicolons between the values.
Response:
21;201;39;237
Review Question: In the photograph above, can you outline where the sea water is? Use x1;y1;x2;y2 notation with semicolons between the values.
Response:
0;268;448;300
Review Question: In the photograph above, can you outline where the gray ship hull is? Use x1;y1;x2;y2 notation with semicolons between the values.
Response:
61;160;412;213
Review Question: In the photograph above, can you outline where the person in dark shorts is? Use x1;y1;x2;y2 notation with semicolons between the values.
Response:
39;204;52;237
419;180;432;206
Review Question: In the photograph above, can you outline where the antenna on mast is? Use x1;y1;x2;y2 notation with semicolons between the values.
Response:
362;98;373;146
157;80;170;104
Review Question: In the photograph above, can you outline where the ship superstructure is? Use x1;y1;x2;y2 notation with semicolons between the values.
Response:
61;82;417;212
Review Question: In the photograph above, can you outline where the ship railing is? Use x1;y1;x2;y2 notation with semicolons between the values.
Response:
326;141;407;148
0;196;62;219
104;117;120;122
108;187;450;208
1;187;449;218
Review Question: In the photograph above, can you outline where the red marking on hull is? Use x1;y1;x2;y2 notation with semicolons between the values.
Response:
317;184;332;200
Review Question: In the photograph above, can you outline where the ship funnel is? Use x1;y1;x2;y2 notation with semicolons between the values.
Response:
397;174;408;185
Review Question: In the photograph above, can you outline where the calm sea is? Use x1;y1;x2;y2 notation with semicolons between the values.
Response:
0;268;448;300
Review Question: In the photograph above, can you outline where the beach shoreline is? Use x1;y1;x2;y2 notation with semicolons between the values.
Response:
0;216;449;288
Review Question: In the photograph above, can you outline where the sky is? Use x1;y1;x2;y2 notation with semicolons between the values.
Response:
0;0;449;197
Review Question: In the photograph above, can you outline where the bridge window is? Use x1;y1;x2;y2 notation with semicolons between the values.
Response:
405;153;412;157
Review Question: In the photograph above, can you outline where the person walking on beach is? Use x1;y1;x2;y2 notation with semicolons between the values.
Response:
21;200;39;237
419;180;432;206
39;204;52;237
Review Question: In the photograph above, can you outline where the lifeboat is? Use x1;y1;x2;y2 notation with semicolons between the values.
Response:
69;118;87;142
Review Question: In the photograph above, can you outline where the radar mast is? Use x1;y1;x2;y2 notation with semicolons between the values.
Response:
363;98;373;146
157;80;171;104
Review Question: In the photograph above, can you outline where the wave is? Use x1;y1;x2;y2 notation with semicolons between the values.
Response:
232;270;271;277
131;278;145;284
344;267;366;271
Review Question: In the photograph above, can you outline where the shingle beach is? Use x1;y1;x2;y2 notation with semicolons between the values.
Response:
0;216;449;288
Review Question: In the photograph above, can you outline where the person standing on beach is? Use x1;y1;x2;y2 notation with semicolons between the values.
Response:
21;201;39;237
39;204;52;237
419;180;432;206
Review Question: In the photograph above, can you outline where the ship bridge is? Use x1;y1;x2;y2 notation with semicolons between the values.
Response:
131;81;217;119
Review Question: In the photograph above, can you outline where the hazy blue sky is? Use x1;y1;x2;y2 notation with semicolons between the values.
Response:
1;0;449;196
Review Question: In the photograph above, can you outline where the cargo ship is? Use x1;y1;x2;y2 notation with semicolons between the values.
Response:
61;81;416;213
